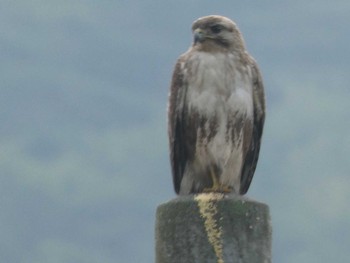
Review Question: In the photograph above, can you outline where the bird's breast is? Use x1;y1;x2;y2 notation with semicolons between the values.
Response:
185;51;253;117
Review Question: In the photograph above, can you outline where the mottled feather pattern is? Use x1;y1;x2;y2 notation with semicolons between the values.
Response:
239;59;265;194
168;15;265;195
168;58;188;193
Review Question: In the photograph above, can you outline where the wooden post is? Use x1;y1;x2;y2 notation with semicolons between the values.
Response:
155;193;272;263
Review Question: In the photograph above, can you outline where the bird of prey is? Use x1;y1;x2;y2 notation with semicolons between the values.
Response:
168;15;265;195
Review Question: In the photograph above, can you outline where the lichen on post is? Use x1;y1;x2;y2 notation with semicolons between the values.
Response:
155;194;272;263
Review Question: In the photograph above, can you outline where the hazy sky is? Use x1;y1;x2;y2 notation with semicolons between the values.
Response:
1;1;350;262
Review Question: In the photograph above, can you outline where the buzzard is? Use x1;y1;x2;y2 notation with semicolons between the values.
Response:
168;15;265;195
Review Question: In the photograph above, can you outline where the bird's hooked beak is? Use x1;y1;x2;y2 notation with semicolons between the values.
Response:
194;28;206;43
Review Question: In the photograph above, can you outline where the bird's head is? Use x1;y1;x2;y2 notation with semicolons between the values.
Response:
191;15;246;53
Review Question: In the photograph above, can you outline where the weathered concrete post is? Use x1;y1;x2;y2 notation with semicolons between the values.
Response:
155;193;272;263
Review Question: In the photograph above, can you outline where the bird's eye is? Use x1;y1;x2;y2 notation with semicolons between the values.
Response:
211;25;223;34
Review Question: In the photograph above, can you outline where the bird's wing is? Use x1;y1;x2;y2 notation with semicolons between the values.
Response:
168;56;195;194
240;59;266;194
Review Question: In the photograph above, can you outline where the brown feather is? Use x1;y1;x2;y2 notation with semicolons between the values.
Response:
168;15;265;195
239;59;266;194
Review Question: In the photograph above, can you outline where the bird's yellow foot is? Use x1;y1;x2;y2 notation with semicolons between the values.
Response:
203;168;232;193
203;185;232;193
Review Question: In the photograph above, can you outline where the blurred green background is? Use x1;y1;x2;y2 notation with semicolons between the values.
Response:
1;1;349;262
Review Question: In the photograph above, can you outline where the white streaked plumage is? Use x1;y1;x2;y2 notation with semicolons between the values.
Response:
168;15;265;195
